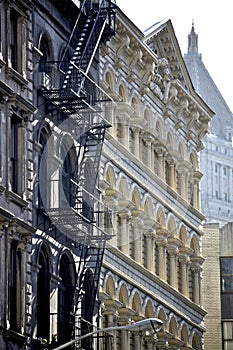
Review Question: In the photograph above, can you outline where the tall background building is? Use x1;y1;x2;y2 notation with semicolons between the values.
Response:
0;1;213;349
185;23;233;350
184;22;233;226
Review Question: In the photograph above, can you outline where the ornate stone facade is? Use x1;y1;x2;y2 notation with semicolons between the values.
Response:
97;14;213;350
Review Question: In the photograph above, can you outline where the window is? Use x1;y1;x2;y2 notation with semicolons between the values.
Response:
221;257;233;293
10;114;21;194
223;321;233;350
223;167;227;176
9;240;22;332
224;193;228;201
37;247;50;341
58;255;75;345
39;39;50;73
81;269;94;350
38;130;48;209
215;164;218;173
61;149;73;207
10;9;19;71
216;190;219;199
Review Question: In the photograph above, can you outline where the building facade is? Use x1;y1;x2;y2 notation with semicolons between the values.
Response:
203;222;233;350
0;1;213;349
97;13;212;350
184;23;233;226
0;0;35;349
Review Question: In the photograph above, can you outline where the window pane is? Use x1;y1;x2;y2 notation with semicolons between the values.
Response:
221;258;233;293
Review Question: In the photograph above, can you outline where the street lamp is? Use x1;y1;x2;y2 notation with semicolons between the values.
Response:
53;318;163;350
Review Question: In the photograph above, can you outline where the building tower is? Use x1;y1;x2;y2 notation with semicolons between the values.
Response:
184;22;233;226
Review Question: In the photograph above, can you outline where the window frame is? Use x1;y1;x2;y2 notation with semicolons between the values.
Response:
10;113;22;194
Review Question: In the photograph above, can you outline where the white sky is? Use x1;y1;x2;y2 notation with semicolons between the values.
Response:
116;0;233;112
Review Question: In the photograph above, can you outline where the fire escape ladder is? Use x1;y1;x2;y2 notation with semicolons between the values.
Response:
72;123;109;227
74;243;106;320
85;244;106;317
62;0;115;93
80;124;108;191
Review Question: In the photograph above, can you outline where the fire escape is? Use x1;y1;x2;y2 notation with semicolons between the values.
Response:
39;0;116;347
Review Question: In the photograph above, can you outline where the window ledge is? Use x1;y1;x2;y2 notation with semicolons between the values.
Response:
6;67;28;88
0;184;5;195
6;190;28;209
0;56;5;68
4;329;27;346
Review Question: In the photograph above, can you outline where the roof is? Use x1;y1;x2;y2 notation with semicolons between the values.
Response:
184;23;233;137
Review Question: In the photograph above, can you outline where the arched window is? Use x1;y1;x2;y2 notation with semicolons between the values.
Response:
38;129;48;210
37;246;50;341
58;254;75;345
39;38;50;73
9;240;22;332
61;148;73;207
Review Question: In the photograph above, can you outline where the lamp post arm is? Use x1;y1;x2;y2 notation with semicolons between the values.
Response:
53;325;126;350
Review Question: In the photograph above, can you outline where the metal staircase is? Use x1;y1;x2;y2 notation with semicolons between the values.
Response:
38;0;116;344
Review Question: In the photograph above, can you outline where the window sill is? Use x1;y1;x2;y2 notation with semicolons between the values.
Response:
6;67;28;89
0;56;5;68
4;329;27;346
0;184;5;195
6;190;28;209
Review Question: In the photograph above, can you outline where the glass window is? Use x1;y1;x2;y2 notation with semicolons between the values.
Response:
9;240;22;332
37;247;50;341
10;9;19;70
10;114;22;194
223;321;233;350
221;257;233;293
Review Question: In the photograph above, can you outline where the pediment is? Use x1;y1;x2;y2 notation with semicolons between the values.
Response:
143;19;194;93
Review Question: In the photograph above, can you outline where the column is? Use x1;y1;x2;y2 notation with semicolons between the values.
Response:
118;210;130;255
157;147;165;181
144;334;157;349
118;308;131;350
180;171;186;199
155;237;167;280
229;166;232;203
190;257;204;305
143;133;153;169
167;245;178;288
219;164;223;200
178;254;190;297
133;332;142;350
102;299;120;350
144;229;155;271
131;126;140;158
118;115;129;149
131;216;143;264
193;171;202;210
104;188;118;246
167;159;175;188
156;333;170;350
